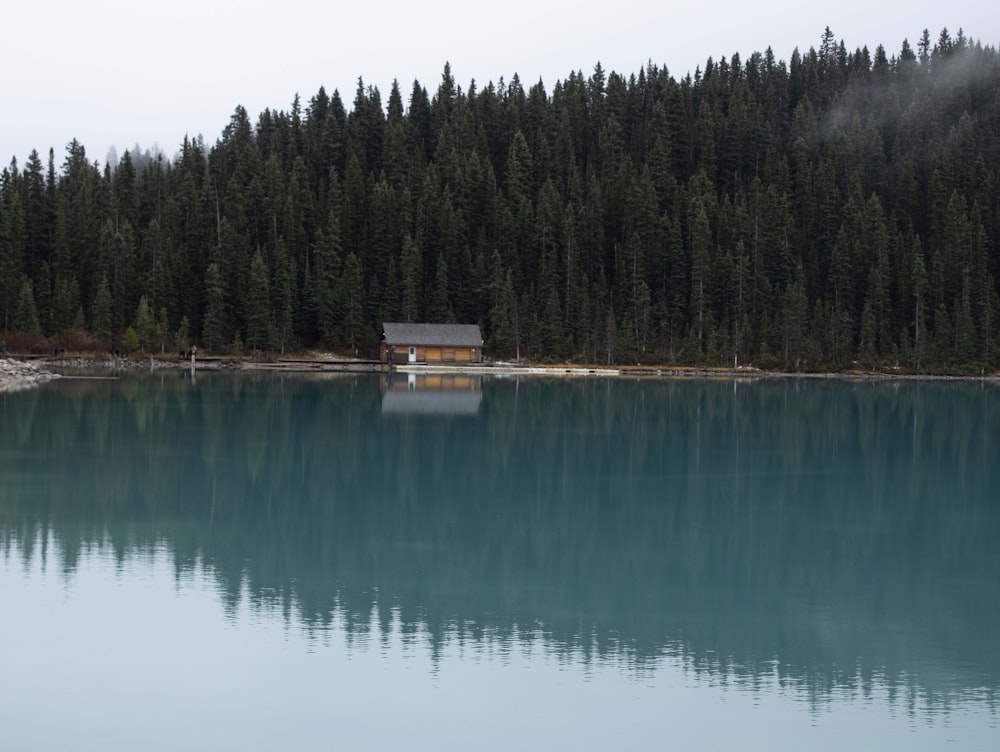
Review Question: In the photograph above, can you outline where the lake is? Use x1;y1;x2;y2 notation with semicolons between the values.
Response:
1;372;998;750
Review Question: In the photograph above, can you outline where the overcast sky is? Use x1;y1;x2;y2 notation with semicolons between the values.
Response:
2;1;997;168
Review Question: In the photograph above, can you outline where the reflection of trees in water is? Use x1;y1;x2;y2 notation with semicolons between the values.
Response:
1;374;999;706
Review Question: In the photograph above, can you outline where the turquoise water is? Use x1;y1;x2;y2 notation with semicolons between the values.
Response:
1;373;998;750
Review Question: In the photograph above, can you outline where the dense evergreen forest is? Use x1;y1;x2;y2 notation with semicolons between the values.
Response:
1;27;999;371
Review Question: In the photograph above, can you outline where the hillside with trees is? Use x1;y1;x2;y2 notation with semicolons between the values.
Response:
1;27;999;372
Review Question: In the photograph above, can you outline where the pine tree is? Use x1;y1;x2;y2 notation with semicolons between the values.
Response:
134;295;155;352
340;252;364;351
829;228;855;364
0;193;25;333
245;250;273;352
689;200;712;353
15;278;40;334
430;253;451;322
156;307;170;354
781;267;809;369
953;269;976;368
400;233;422;323
314;215;344;347
859;300;877;367
272;242;295;354
202;261;228;351
91;275;113;342
175;316;190;353
540;287;564;361
911;244;927;371
51;277;80;335
122;326;140;352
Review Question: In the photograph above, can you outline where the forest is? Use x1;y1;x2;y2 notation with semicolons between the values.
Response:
1;27;998;372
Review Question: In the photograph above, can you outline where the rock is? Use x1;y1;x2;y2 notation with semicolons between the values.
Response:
0;358;60;393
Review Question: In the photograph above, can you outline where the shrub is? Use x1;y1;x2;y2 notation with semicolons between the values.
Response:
60;328;105;353
122;327;140;353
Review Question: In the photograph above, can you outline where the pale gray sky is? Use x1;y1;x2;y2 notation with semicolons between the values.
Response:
2;1;997;167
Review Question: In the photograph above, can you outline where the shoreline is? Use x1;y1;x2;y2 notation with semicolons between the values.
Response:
0;357;62;393
397;362;1000;383
3;353;999;389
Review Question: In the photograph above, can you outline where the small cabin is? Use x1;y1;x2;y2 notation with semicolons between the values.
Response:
380;323;484;365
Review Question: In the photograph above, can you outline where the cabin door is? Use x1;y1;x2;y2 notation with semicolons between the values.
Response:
408;346;416;363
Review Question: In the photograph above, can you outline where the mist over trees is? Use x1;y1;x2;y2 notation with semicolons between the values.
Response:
1;27;999;371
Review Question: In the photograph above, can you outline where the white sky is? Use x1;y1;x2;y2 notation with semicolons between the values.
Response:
2;1;997;168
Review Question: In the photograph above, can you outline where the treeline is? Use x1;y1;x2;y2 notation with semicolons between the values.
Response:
1;27;999;370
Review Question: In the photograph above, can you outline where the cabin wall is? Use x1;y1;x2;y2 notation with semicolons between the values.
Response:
381;343;483;364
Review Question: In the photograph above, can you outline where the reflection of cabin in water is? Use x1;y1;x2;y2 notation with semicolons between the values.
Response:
380;323;484;365
380;372;483;415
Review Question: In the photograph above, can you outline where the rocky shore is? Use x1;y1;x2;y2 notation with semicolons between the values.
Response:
2;352;997;387
0;358;60;393
43;356;199;371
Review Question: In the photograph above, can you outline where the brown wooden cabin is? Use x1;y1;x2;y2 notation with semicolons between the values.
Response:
380;323;484;365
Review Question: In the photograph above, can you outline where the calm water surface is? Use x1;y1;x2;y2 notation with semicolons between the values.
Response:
1;373;998;750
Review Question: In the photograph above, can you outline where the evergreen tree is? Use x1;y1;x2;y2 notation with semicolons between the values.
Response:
0;193;25;333
245;250;273;352
176;316;190;353
91;275;113;342
314;211;343;346
400;233;422;323
540;286;564;360
911;245;928;371
202;261;228;351
134;295;156;352
51;277;80;335
15;278;40;334
689;199;712;353
122;326;139;352
781;267;809;369
430;253;451;322
156;307;170;354
340;252;364;351
273;241;295;354
953;269;976;368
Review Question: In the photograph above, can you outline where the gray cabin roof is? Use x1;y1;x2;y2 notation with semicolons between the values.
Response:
382;323;483;347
